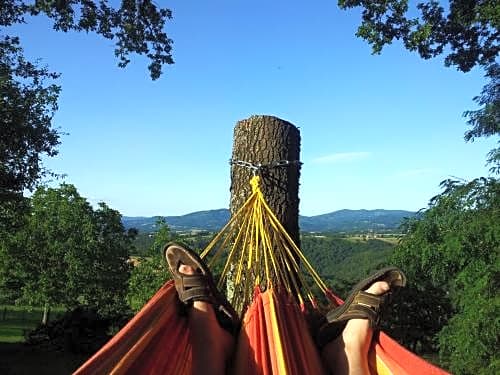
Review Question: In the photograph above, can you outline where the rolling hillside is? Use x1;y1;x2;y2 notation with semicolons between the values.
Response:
122;208;415;233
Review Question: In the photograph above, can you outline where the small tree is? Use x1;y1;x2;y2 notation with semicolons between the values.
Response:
18;184;96;323
82;203;136;317
0;184;136;322
127;217;171;312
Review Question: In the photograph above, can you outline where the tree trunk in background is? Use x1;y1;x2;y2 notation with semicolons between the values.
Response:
41;303;50;325
230;115;301;247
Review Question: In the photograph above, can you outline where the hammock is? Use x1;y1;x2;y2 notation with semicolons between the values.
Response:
75;176;449;375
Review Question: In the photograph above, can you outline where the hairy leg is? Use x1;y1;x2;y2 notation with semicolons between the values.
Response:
321;281;389;375
179;264;235;375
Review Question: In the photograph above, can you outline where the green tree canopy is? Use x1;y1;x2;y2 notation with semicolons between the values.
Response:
0;184;136;319
82;202;137;316
1;0;174;79
390;177;499;374
127;217;172;312
340;1;499;171
18;184;96;311
1;1;174;227
339;0;498;72
0;36;60;227
463;62;500;173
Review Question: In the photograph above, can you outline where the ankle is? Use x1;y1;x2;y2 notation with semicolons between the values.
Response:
193;300;214;313
341;319;373;354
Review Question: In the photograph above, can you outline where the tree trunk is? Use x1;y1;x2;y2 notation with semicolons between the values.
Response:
230;115;301;247
41;303;50;325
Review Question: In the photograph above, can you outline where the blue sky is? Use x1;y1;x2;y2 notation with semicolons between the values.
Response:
10;1;496;217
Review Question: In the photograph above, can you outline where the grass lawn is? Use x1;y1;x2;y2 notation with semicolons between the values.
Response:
0;305;64;343
0;319;36;343
0;306;42;343
0;306;89;374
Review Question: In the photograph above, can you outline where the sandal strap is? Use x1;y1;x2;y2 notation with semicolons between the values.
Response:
176;274;214;304
179;287;213;304
178;273;209;288
354;291;385;311
317;267;405;348
341;291;387;326
326;291;387;327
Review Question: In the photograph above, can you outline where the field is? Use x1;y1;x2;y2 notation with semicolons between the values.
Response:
343;234;402;245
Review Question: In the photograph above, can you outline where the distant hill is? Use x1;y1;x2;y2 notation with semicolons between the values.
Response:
122;208;415;233
299;209;415;232
122;209;230;232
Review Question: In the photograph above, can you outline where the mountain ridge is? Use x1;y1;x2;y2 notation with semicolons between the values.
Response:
122;208;416;233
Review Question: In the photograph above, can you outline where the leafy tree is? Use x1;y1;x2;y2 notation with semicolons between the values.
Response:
0;216;27;304
0;184;136;321
389;177;499;373
0;36;61;227
342;4;499;369
340;1;499;171
11;184;96;323
149;217;173;257
130;231;155;256
127;217;172;312
1;1;174;226
464;62;500;173
127;255;168;312
381;278;453;354
339;0;498;71
82;202;137;317
1;0;174;79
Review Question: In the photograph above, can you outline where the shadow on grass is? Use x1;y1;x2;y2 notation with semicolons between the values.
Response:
0;343;89;375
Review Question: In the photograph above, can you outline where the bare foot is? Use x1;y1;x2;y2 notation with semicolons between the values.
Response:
321;281;390;375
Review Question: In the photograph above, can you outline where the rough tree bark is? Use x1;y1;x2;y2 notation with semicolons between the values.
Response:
230;115;301;246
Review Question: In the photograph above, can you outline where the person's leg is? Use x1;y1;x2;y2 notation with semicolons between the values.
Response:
321;281;389;375
165;243;239;375
179;264;235;375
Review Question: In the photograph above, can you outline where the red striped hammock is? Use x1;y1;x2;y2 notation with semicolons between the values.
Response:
74;280;447;375
75;176;449;375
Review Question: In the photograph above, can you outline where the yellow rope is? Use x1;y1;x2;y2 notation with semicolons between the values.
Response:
201;175;334;314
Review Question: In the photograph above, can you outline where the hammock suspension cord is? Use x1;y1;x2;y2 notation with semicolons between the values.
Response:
200;171;332;315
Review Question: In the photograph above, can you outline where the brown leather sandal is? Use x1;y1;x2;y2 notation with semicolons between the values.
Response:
316;267;406;348
164;242;240;334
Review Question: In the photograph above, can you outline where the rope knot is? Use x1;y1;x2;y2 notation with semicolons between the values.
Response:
250;175;261;193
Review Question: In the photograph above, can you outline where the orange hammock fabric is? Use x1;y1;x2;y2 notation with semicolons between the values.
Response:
233;287;325;374
75;280;448;375
74;281;191;375
75;176;449;374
